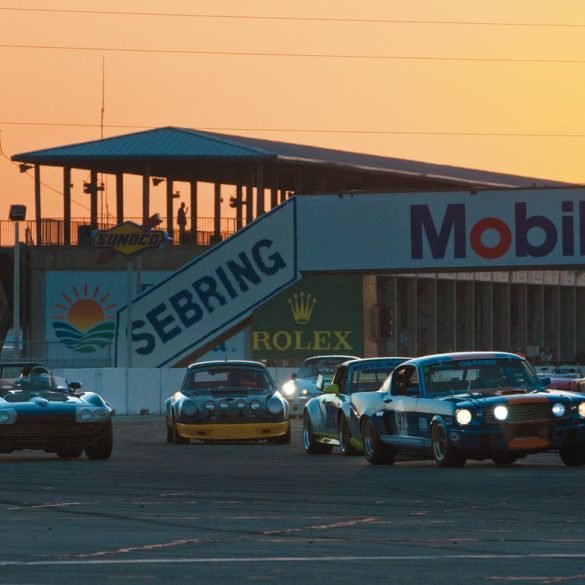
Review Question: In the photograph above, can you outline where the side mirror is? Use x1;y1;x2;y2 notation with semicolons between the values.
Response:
315;374;324;391
291;373;298;381
324;384;339;395
69;381;82;392
540;376;551;387
406;385;420;396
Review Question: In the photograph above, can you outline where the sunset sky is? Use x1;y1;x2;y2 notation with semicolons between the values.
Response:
1;0;585;222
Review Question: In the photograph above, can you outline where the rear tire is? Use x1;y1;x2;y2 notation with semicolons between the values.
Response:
56;446;83;459
303;412;333;454
559;443;585;466
85;419;113;460
362;418;394;465
431;423;466;468
339;416;358;456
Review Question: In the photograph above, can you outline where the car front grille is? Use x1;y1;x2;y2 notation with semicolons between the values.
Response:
485;402;566;424
0;414;104;444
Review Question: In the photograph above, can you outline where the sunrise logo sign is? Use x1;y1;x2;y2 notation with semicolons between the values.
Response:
52;284;117;353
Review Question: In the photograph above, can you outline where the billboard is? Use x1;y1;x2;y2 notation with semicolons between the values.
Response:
297;188;585;271
252;275;363;362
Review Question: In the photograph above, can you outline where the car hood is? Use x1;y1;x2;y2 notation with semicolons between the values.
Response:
437;389;577;408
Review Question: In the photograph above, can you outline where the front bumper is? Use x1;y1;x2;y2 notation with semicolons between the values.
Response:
176;420;290;441
448;420;585;455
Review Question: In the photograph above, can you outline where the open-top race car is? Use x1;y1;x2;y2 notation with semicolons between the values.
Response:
0;362;113;459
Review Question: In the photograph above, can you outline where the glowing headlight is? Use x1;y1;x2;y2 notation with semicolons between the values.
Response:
236;399;247;410
282;381;297;397
219;399;230;411
578;403;585;418
0;410;12;424
552;402;566;417
267;396;283;415
181;399;199;417
250;399;261;410
455;409;472;425
493;405;508;421
204;400;215;411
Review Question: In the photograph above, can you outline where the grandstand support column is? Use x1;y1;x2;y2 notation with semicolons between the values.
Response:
63;167;71;245
213;182;221;243
256;162;265;217
34;164;42;245
90;169;98;229
235;185;243;230
142;165;150;225
246;172;254;224
116;172;124;225
166;178;174;237
190;180;198;243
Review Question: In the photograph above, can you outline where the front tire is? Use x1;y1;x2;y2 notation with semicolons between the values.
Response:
362;418;394;465
559;443;585;466
85;419;113;460
171;418;190;445
303;412;333;454
431;423;466;468
339;416;358;456
492;453;518;465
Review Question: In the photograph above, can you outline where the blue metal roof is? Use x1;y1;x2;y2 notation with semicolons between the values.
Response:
13;126;573;188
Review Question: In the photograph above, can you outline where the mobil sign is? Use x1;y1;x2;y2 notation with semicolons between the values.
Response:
296;188;585;271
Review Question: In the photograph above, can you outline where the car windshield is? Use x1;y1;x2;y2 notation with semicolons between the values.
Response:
183;366;273;393
0;366;61;394
423;358;543;395
298;358;349;379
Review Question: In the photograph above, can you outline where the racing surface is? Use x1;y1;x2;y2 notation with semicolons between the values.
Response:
1;416;584;585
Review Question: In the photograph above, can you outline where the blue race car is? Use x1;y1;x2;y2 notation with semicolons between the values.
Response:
302;357;411;455
0;362;113;459
352;352;585;467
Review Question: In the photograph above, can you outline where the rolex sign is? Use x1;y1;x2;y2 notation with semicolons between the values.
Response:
251;275;363;361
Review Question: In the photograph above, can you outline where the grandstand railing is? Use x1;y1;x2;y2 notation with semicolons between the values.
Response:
0;217;239;247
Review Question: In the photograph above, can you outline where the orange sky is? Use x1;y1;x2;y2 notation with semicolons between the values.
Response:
1;0;585;222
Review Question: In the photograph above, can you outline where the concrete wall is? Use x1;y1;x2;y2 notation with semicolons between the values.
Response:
56;367;297;415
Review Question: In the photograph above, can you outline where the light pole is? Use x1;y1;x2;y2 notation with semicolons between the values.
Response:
9;205;26;360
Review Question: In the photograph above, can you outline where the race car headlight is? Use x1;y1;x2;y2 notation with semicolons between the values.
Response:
282;381;297;397
267;396;284;415
250;399;261;411
493;405;508;421
552;402;566;417
455;409;472;425
0;409;16;424
204;400;215;411
235;399;247;410
578;403;585;418
218;399;230;411
180;399;199;417
76;407;109;423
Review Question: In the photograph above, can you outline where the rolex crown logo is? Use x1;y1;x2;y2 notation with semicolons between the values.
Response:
288;292;317;325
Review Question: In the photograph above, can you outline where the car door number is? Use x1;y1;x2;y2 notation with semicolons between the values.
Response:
395;412;408;435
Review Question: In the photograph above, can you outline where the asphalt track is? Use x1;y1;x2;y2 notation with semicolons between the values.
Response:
1;416;584;585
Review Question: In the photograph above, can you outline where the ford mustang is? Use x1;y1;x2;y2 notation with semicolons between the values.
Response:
302;357;411;455
352;352;585;467
0;362;113;459
165;360;290;444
